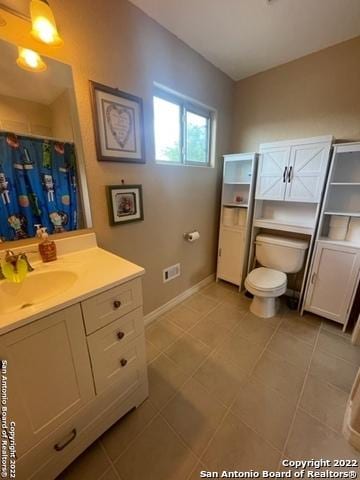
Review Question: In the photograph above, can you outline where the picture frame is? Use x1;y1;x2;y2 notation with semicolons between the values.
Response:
107;185;144;225
90;81;145;163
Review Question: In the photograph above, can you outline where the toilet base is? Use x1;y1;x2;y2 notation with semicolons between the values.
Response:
250;296;279;319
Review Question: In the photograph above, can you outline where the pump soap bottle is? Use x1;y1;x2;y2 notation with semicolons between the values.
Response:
35;225;57;262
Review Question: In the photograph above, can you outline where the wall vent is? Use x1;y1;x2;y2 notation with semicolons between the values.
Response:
163;263;181;283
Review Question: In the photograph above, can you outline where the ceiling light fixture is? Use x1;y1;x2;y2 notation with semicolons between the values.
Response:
16;46;47;72
30;0;63;46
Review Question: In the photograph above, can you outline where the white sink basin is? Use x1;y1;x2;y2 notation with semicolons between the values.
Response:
0;270;78;315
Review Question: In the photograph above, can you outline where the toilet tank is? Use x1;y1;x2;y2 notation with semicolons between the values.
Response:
255;234;309;273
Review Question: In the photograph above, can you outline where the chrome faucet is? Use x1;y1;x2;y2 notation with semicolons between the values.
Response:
0;250;35;280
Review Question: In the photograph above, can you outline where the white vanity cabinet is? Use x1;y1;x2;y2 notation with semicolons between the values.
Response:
2;305;95;458
304;241;360;325
256;137;332;203
0;276;148;480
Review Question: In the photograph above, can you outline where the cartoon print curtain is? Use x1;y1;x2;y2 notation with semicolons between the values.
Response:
0;132;78;241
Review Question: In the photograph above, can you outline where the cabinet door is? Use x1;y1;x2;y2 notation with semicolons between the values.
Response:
217;228;244;286
285;142;330;202
256;147;290;200
305;244;360;324
1;304;95;457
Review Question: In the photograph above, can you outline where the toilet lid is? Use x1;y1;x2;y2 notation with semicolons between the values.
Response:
247;268;287;291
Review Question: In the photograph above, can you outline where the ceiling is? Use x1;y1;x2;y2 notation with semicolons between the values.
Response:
0;39;73;105
1;0;360;81
129;0;360;80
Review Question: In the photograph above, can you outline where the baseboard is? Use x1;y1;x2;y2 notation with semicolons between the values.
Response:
144;274;215;327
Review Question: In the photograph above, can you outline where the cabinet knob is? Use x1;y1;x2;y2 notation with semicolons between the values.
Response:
120;358;127;367
117;331;125;340
113;300;122;309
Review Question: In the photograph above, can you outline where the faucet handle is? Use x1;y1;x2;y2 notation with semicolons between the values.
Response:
5;250;17;265
18;253;35;272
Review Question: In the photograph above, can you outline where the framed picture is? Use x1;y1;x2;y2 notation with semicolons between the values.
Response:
107;185;144;225
90;81;145;163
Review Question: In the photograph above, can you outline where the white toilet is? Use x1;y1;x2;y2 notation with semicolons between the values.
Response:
245;234;309;318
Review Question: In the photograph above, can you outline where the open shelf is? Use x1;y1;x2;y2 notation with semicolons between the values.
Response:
330;182;360;186
224;181;251;185
223;159;253;184
319;237;360;248
332;151;360;183
324;211;360;217
223;203;248;208
253;218;314;235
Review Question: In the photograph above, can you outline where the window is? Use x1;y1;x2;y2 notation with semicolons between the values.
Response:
153;87;214;166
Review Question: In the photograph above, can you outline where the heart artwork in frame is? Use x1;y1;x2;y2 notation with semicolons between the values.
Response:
90;81;145;163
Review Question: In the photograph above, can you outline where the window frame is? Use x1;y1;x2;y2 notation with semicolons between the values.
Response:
153;86;215;167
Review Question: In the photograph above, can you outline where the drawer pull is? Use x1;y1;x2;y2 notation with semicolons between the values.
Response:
120;358;128;367
117;331;125;340
113;300;122;309
54;429;77;452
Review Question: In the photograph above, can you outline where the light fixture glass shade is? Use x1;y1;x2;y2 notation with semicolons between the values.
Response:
30;0;63;46
16;47;47;72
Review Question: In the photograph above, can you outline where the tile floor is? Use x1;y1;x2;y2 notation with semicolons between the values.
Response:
59;281;360;480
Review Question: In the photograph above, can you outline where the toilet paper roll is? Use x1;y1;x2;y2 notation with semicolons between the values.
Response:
185;231;200;242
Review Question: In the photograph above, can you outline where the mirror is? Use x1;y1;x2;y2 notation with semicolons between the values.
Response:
0;38;92;243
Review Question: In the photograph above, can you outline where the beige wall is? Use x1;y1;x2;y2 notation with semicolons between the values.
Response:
0;0;233;314
232;36;360;151
0;94;52;136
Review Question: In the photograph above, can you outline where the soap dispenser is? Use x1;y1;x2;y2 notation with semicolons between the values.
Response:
35;225;57;262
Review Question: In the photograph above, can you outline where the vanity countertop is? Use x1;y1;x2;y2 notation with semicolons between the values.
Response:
0;245;145;335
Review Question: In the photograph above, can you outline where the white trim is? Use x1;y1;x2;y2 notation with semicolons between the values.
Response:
153;82;216;114
260;135;334;151
333;142;360;154
143;274;215;327
153;82;217;168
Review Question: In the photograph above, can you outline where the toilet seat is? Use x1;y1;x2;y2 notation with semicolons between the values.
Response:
246;267;287;293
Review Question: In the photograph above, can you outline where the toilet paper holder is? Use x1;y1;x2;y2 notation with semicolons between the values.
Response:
184;231;200;242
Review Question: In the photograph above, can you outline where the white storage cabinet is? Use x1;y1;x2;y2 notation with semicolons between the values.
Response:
304;142;360;327
217;153;258;289
256;137;332;203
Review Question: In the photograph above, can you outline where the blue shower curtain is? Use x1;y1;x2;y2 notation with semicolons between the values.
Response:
0;132;78;241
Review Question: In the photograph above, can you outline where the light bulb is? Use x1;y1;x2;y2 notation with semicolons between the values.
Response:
30;0;63;46
16;47;47;72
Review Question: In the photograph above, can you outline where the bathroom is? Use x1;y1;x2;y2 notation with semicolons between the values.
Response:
0;0;359;479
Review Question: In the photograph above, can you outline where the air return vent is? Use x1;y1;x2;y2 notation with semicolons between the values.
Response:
163;263;181;283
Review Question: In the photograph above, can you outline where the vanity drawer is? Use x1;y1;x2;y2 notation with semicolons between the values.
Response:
87;307;143;355
88;331;146;395
81;278;142;334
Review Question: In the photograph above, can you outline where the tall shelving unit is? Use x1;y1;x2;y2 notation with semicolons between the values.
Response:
304;142;360;328
216;153;258;289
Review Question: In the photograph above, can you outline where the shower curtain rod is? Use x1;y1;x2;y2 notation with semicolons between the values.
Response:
0;129;75;145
